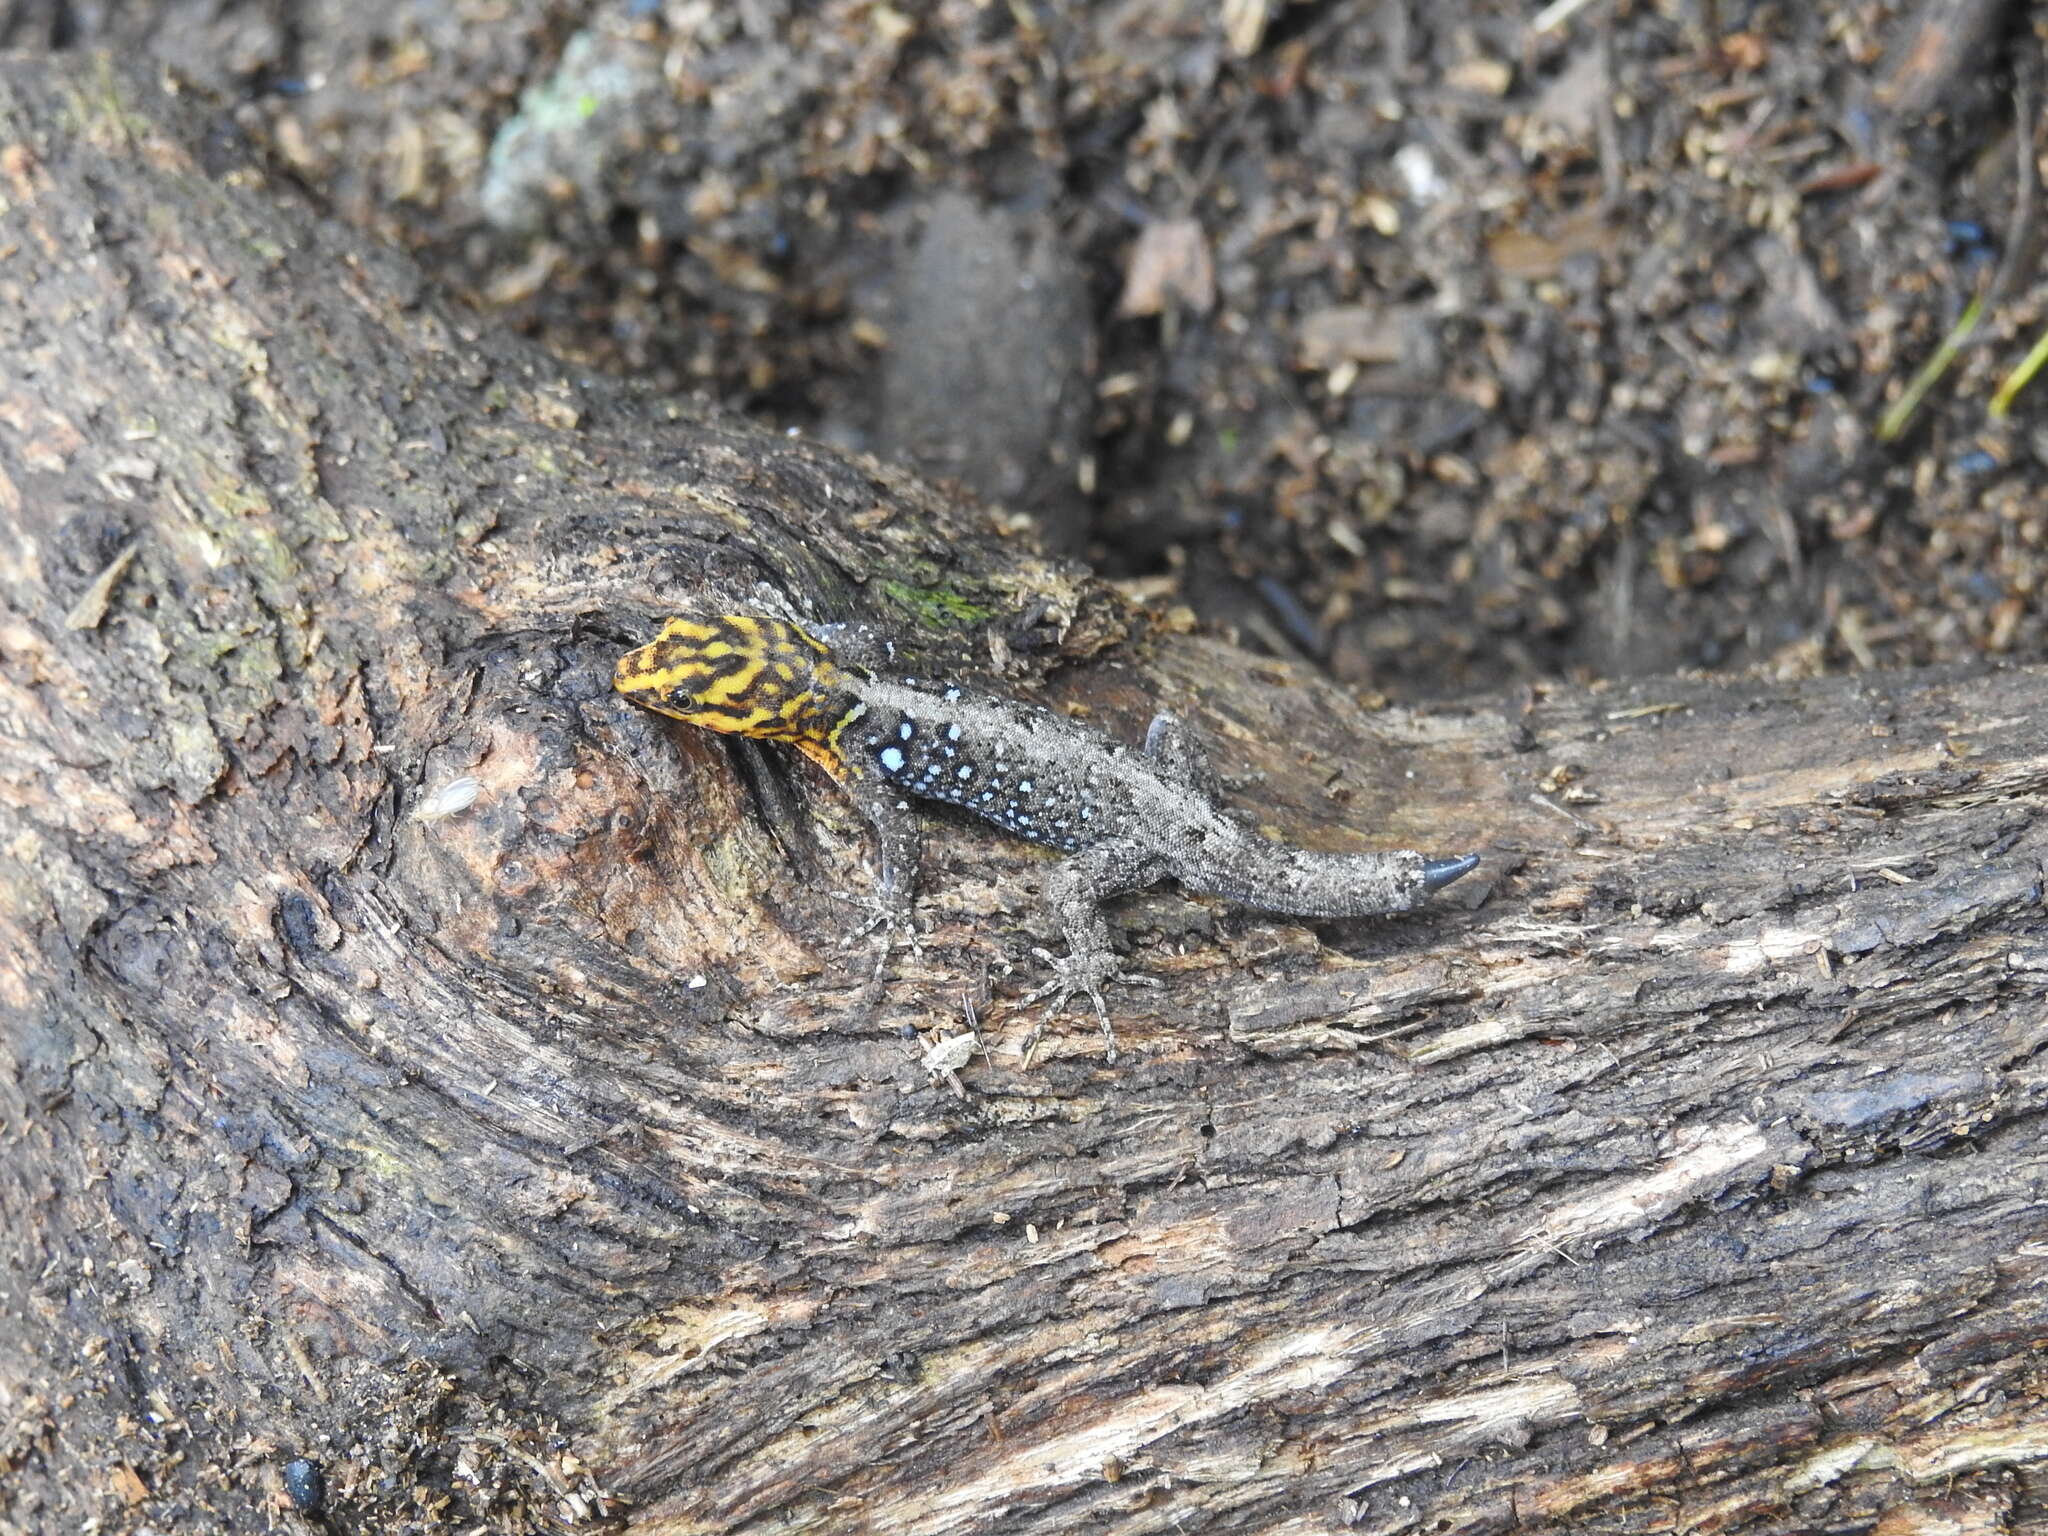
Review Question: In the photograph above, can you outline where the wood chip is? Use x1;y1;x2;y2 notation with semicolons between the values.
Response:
1296;305;1406;369
62;539;140;631
1116;218;1215;317
112;1463;148;1505
1222;0;1271;57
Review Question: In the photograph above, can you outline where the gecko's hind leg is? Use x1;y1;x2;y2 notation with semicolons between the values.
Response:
1015;840;1163;1064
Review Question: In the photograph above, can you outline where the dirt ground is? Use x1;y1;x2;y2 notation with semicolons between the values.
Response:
7;0;2041;701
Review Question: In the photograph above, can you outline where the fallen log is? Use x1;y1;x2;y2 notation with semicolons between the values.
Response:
0;54;2043;1536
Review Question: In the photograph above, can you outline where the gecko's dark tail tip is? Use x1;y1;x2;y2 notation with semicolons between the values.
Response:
1422;854;1481;893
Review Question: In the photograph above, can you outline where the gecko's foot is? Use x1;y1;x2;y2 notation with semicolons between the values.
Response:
838;891;914;944
835;892;923;969
832;895;918;1022
1018;947;1162;1064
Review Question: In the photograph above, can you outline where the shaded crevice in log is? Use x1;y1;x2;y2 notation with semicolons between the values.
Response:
0;54;2043;1536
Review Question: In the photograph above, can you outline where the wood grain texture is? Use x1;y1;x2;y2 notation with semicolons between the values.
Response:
0;53;2043;1536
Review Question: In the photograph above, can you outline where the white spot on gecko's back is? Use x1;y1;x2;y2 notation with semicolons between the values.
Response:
880;746;906;772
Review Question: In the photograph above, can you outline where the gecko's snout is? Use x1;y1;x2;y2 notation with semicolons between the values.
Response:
1421;854;1480;894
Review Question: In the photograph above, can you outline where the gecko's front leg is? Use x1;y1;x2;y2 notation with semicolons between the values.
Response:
842;774;924;1008
1018;840;1165;1062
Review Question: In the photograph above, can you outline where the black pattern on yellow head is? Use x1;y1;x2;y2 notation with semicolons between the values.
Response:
614;615;863;779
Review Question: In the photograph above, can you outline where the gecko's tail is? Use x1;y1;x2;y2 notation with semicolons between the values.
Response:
1177;837;1479;921
1423;853;1481;892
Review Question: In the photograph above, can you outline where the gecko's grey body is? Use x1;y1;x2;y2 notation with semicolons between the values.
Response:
848;675;1465;918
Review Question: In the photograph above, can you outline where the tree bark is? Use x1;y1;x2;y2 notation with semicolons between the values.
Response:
2;53;2044;1536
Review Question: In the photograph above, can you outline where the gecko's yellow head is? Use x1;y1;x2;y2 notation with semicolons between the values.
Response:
614;615;859;776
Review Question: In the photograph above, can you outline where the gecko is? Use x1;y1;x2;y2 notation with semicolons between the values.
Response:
614;614;1479;1058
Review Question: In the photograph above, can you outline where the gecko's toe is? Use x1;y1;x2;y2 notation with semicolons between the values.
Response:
1019;946;1155;1064
1422;853;1481;893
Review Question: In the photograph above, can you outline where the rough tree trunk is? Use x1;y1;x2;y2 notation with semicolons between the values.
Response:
2;53;2044;1536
